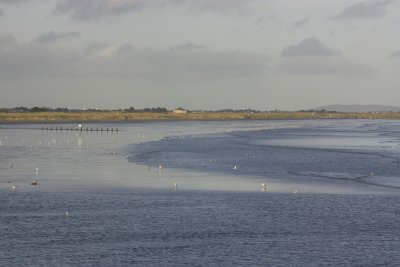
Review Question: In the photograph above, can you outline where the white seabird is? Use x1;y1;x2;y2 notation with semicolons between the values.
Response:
261;183;267;191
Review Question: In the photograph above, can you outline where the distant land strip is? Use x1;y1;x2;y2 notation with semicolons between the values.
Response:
2;110;400;123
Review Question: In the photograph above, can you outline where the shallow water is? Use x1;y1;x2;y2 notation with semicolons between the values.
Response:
2;120;400;266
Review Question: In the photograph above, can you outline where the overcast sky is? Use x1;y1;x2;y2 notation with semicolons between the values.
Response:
1;0;400;110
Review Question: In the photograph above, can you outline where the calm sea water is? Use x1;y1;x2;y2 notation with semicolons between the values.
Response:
1;120;400;266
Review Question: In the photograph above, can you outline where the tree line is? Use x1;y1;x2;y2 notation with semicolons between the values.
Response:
0;107;169;113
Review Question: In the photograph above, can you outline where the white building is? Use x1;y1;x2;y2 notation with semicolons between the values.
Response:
173;108;187;114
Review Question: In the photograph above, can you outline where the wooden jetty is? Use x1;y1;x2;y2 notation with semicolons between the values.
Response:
41;126;118;133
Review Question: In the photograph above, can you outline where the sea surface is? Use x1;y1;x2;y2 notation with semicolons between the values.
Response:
1;120;400;266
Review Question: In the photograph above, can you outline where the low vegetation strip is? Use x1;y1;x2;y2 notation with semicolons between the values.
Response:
1;111;400;123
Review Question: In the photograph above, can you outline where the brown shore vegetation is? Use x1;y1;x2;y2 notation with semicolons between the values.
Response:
1;111;400;123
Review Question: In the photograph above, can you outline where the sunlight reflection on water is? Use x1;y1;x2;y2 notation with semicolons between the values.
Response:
0;121;295;193
1;120;400;194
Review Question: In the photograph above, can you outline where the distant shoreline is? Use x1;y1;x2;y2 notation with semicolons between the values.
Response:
1;111;400;123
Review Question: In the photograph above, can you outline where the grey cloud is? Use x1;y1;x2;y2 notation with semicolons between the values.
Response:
388;50;400;59
0;34;268;80
35;31;81;43
80;46;269;78
0;33;81;78
0;33;17;50
55;0;261;20
277;57;377;76
55;0;145;20
291;17;310;29
278;37;376;76
255;15;277;25
0;9;3;16
173;50;268;76
115;44;134;55
0;0;32;3
281;37;341;57
165;0;259;14
169;42;206;53
84;42;110;55
83;42;135;57
332;0;393;20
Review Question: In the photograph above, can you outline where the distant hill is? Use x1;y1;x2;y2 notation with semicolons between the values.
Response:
314;105;400;113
